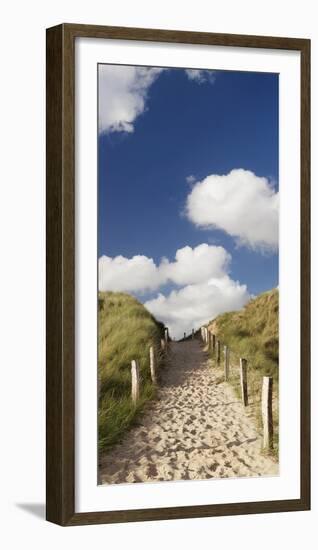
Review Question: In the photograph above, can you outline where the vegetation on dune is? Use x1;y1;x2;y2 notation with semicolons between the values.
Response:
208;288;279;456
98;289;279;458
209;288;278;376
98;291;165;453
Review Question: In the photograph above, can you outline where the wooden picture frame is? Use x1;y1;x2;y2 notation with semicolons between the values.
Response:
46;23;310;526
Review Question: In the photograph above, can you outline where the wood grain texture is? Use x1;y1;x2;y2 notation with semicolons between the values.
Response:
300;39;311;513
46;23;311;526
46;24;75;526
61;22;309;50
46;25;63;525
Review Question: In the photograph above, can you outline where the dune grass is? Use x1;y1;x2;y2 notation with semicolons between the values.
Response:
208;288;279;456
98;291;165;453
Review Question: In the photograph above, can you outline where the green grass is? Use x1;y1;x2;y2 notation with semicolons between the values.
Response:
207;288;279;456
98;291;165;453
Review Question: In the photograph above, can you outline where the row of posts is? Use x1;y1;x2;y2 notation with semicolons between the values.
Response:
130;326;169;406
200;325;274;451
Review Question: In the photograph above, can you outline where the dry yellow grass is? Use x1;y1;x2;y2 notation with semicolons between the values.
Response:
207;288;279;456
98;291;165;452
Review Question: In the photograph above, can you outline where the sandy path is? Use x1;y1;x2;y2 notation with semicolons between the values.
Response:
99;340;278;484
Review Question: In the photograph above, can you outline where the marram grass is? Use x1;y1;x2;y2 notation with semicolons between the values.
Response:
98;291;165;452
208;288;279;456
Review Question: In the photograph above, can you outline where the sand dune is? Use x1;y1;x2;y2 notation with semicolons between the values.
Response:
99;340;278;484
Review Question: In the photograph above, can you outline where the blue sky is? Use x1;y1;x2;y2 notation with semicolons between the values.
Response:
98;65;278;337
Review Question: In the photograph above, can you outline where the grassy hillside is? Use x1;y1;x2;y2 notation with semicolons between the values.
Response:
208;288;279;454
98;291;165;453
209;288;278;376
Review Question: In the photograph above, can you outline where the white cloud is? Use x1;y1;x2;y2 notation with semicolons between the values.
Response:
99;243;250;339
186;169;279;251
98;65;218;134
144;276;249;339
99;255;162;292
98;65;163;134
185;69;216;84
159;244;230;285
99;244;230;293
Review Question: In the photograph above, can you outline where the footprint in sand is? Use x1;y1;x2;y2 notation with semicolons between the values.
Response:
99;340;278;485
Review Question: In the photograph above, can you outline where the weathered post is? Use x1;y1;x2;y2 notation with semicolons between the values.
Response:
240;358;248;406
205;327;209;344
212;333;216;354
149;346;157;384
164;327;169;344
224;345;230;381
201;327;204;341
216;340;221;365
160;338;166;353
131;360;140;405
192;328;194;339
184;332;186;340
208;331;213;351
262;376;273;450
207;330;211;350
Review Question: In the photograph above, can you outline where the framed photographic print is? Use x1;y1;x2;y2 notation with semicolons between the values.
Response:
46;24;310;525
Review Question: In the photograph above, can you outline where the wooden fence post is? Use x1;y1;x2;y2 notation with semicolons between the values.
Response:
240;358;248;406
207;330;211;350
160;338;166;353
224;345;229;380
261;376;273;450
216;340;221;364
212;333;216;354
164;327;169;343
131;360;140;405
184;332;186;340
208;331;213;351
192;328;194;339
149;346;157;384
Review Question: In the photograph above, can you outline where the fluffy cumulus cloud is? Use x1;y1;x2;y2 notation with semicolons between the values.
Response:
185;69;216;84
99;65;163;134
186;169;279;251
159;244;230;285
98;254;162;292
145;276;249;339
99;244;230;292
99;244;250;338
